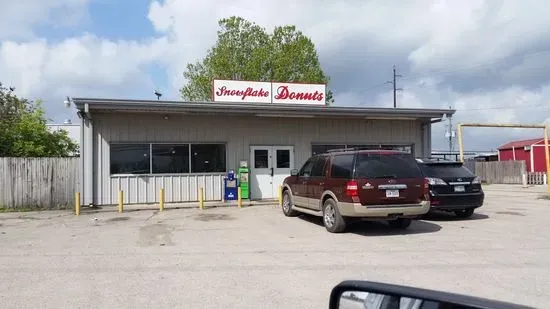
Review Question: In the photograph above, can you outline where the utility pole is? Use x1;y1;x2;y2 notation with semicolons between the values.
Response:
386;65;403;108
445;105;454;153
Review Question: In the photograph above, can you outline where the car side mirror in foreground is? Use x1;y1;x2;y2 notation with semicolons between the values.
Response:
290;169;298;176
329;280;534;309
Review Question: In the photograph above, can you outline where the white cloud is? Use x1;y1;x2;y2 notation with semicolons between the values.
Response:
0;0;91;40
1;0;550;150
0;34;168;100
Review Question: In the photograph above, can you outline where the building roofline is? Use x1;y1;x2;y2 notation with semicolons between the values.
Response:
72;97;455;120
497;138;544;150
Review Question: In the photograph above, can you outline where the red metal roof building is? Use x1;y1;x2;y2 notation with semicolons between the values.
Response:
498;138;549;172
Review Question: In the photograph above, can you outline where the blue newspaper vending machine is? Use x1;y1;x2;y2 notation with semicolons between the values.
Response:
224;170;238;201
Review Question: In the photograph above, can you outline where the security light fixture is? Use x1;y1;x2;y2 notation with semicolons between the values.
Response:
154;90;162;100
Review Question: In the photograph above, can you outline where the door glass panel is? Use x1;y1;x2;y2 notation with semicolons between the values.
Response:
276;149;290;168
254;149;269;168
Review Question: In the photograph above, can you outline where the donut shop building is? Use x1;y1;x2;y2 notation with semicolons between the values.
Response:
74;79;454;206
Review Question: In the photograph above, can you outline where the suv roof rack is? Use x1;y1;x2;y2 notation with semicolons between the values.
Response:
416;157;460;163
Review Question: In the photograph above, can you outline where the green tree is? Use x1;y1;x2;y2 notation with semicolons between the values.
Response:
0;83;79;157
181;16;334;104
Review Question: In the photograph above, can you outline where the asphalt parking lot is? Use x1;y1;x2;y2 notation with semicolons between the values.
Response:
0;184;549;308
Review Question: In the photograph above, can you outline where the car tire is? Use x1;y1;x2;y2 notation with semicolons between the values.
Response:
388;218;412;229
454;208;475;218
282;190;299;217
322;198;346;233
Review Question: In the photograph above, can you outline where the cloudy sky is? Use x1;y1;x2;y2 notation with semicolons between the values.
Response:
1;0;549;151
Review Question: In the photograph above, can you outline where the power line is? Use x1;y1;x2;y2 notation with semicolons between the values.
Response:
385;65;403;108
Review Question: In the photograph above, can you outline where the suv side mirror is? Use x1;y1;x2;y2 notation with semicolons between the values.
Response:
290;169;298;176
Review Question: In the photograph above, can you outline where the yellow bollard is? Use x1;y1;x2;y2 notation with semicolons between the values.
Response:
75;192;80;216
199;187;204;210
118;190;124;213
159;188;165;211
278;185;283;207
238;187;242;208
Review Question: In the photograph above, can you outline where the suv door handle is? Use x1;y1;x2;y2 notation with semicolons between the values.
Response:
319;182;324;186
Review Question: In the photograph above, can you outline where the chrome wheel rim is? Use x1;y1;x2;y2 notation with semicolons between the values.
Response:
282;194;291;213
324;204;335;227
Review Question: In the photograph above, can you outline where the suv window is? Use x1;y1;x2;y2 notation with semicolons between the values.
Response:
354;153;422;179
419;163;474;178
298;158;314;177
310;156;328;177
330;154;354;178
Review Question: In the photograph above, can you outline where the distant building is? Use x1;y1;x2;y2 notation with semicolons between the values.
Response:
46;123;80;146
498;138;548;172
473;152;498;162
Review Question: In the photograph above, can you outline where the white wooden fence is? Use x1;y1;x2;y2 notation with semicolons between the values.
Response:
0;157;79;210
528;172;547;185
474;161;548;185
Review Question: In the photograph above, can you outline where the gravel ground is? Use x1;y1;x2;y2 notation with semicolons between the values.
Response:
0;184;548;308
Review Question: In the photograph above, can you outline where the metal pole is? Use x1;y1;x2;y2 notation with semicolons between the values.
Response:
393;66;397;108
75;192;80;216
238;187;242;208
118;190;124;213
199;187;204;210
457;124;464;162
159;188;165;211
544;125;550;195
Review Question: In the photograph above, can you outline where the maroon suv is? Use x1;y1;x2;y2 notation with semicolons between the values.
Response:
281;149;430;233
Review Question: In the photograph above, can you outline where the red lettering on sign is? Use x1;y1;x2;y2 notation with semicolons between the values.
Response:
274;85;324;102
215;86;269;100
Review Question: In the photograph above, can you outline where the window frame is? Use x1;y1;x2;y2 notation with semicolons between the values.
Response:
109;142;228;176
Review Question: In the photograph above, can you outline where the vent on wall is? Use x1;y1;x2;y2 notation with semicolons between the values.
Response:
524;146;531;151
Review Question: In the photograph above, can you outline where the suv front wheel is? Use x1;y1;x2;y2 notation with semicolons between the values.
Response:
282;190;299;217
323;198;347;233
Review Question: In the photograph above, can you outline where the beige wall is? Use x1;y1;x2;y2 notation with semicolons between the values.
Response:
92;113;427;205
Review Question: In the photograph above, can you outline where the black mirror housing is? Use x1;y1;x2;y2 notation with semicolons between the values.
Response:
329;280;534;309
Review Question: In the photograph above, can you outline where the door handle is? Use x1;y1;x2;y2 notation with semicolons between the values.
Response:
319;182;324;186
270;167;274;177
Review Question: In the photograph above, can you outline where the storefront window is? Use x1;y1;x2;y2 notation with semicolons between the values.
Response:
110;144;151;174
191;144;226;173
311;144;345;155
110;142;226;175
152;144;190;173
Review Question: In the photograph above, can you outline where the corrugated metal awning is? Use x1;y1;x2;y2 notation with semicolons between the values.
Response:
72;97;455;120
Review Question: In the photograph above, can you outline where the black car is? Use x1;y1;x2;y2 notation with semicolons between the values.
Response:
416;158;484;218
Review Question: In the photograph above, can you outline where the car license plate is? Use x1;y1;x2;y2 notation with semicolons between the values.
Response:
454;185;465;192
386;190;399;198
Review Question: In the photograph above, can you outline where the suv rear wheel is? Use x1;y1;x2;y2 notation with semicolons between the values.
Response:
323;198;347;233
282;190;299;217
388;218;412;229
